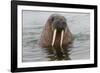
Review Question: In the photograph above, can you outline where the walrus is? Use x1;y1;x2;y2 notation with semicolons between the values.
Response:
39;14;73;55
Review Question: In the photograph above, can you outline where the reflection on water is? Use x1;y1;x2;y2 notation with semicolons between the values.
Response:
22;11;90;62
44;47;70;61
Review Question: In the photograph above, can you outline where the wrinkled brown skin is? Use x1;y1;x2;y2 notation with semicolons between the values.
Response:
39;14;73;49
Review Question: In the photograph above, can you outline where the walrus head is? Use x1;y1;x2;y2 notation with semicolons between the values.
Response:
48;14;67;47
40;14;73;58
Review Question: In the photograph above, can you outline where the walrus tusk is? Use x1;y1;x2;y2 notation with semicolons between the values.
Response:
52;29;57;47
60;30;64;49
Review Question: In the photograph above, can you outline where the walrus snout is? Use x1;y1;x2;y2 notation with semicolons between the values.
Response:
51;15;67;32
52;20;66;32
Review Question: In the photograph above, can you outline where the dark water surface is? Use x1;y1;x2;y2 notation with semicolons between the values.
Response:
22;11;90;62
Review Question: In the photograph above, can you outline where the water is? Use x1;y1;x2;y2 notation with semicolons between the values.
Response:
22;11;90;62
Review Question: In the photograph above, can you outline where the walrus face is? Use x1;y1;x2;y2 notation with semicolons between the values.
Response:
52;16;67;32
51;14;67;48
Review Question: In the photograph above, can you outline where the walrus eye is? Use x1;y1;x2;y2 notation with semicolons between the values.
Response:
49;16;54;23
52;29;57;47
